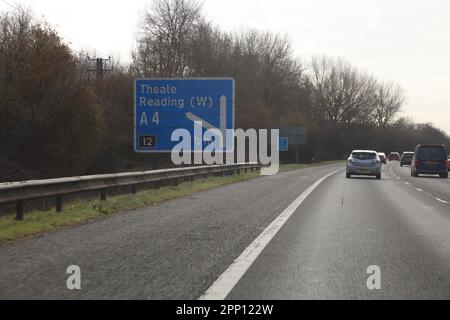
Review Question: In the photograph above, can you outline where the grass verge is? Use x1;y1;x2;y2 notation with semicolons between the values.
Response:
0;161;342;244
0;171;259;244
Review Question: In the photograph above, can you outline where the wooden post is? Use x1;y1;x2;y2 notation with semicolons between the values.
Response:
56;195;63;213
15;201;24;221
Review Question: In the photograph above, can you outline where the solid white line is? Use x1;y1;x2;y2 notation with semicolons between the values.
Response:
199;168;343;300
416;188;423;192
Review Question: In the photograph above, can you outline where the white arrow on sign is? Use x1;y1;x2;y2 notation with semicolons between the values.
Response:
185;95;227;148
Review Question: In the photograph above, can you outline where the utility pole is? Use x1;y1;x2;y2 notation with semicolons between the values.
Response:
87;57;112;79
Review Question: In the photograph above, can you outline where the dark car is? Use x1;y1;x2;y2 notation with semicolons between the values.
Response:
411;144;448;178
378;152;387;164
388;152;400;161
400;152;414;166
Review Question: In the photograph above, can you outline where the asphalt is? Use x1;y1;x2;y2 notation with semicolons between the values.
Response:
1;162;449;299
227;162;450;299
0;163;342;299
390;161;450;204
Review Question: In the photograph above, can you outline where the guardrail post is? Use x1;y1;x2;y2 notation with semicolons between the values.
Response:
56;195;63;213
174;178;179;187
154;182;160;190
251;168;254;172
245;168;248;173
15;201;24;221
131;185;137;194
100;189;106;201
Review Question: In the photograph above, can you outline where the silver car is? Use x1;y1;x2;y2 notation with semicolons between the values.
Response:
346;150;382;179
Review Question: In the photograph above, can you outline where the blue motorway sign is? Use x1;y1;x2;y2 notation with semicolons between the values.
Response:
135;78;234;152
278;137;289;151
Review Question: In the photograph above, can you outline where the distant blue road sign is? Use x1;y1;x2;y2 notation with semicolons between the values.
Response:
280;127;308;145
278;137;289;151
135;78;234;152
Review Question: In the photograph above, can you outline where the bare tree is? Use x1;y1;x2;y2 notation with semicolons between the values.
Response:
371;81;405;127
132;0;202;77
187;21;236;76
310;56;345;123
309;56;378;125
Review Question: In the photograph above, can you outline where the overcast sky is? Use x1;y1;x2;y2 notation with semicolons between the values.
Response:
1;0;450;134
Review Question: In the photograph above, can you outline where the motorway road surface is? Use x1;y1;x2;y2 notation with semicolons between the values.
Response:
0;162;449;299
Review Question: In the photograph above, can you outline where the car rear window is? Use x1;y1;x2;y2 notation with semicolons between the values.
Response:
416;146;447;160
352;152;376;160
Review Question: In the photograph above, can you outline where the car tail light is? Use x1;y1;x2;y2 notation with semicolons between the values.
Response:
415;160;420;166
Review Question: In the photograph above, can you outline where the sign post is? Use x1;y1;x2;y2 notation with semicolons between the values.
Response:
134;78;234;153
279;127;308;163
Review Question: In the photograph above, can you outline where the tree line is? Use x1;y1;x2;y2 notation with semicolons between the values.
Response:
1;1;449;182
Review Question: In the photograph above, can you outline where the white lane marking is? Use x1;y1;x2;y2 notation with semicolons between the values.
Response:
391;164;450;206
199;168;343;300
436;198;449;204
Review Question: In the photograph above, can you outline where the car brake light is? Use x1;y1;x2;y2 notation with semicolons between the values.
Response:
415;160;420;166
